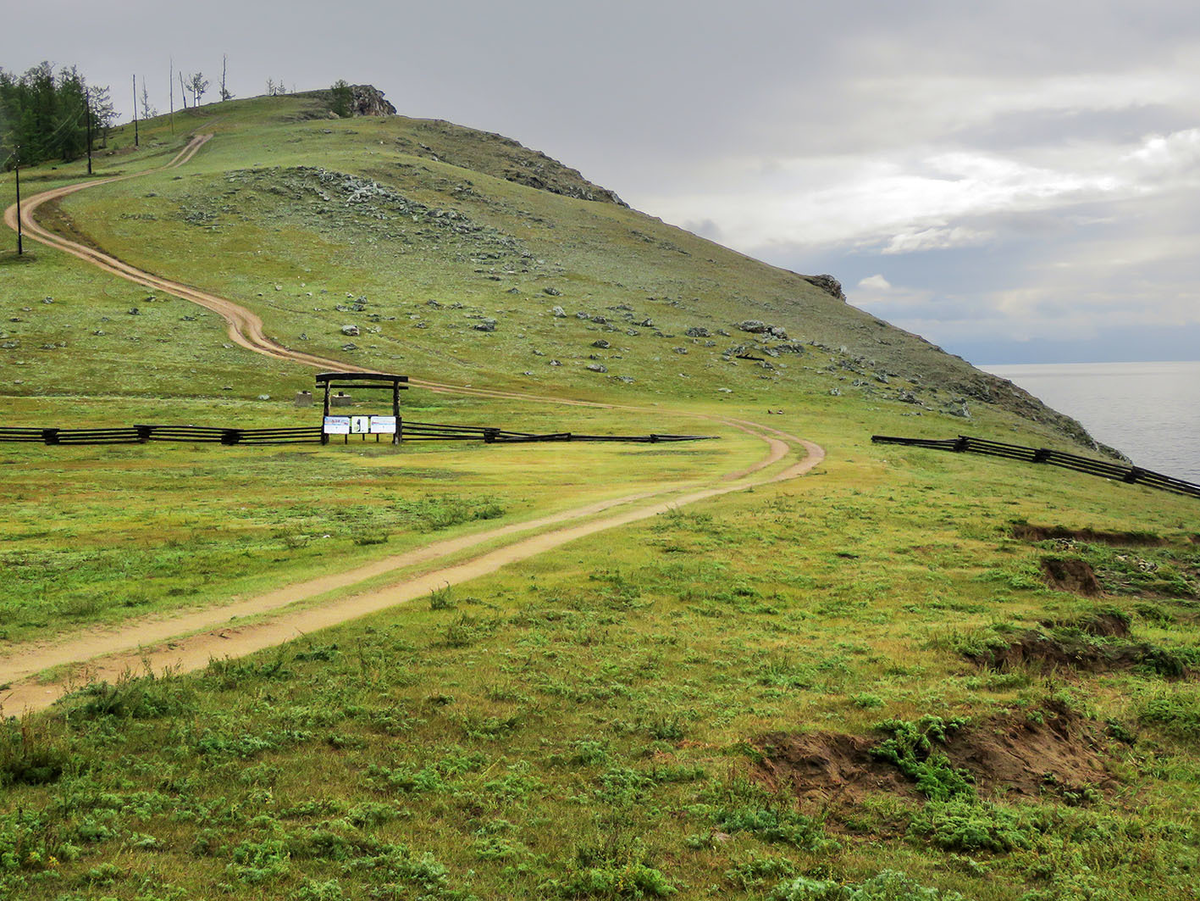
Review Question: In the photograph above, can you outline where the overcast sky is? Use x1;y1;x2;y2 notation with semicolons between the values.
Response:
5;0;1199;364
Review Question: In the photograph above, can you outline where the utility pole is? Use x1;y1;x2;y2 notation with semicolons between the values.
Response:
132;75;139;147
86;95;93;175
14;147;22;255
169;57;175;134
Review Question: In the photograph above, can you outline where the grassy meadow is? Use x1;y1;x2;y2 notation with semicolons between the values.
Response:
2;91;1199;900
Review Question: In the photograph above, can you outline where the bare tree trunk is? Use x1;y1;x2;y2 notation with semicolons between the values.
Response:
179;72;188;109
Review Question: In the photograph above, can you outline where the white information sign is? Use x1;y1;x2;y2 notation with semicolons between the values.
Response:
350;415;371;434
370;416;397;434
323;416;351;435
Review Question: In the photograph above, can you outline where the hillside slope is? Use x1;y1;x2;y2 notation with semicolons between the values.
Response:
43;89;1106;452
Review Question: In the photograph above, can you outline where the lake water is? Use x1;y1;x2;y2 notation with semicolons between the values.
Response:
982;361;1200;484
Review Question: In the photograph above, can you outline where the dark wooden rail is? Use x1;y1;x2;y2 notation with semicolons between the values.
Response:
872;434;1200;499
0;423;714;448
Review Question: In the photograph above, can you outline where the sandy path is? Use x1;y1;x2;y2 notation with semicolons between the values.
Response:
1;135;826;715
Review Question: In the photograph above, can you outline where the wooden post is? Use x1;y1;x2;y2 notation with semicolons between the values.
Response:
14;149;22;255
392;381;400;445
321;379;331;445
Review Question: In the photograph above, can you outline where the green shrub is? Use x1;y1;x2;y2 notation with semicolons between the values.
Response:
726;851;797;890
227;838;292;884
908;799;1038;853
290;878;345;901
429;583;455;611
66;669;195;719
768;869;966;900
1139;689;1200;741
0;716;68;788
712;805;836;852
870;717;974;801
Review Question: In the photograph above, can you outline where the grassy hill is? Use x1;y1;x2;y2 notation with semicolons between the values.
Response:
1;90;1198;901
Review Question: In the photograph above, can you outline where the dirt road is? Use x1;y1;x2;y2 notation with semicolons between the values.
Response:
1;134;826;714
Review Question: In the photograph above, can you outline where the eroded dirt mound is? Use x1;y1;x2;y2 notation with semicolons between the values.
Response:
965;617;1191;677
753;732;920;806
1046;611;1131;637
754;703;1114;810
1013;523;1164;547
941;702;1114;799
1041;556;1102;596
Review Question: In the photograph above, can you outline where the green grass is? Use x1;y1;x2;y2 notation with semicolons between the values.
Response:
2;90;1200;900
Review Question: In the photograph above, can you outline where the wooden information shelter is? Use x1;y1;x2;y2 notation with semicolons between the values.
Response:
316;372;409;445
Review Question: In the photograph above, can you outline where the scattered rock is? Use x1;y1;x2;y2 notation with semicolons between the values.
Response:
473;318;497;332
258;394;271;400
552;306;567;318
341;343;358;351
736;320;769;334
685;326;711;338
591;339;610;349
544;287;563;296
341;324;360;336
586;363;608;373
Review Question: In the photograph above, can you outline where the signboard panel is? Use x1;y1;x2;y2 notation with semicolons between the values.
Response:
370;416;397;434
350;415;371;435
323;416;351;435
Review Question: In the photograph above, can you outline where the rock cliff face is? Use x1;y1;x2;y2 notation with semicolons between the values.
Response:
348;85;396;117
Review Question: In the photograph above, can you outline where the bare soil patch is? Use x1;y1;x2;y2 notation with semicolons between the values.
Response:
964;613;1194;678
1013;523;1164;547
754;702;1115;811
1041;556;1102;595
752;732;921;807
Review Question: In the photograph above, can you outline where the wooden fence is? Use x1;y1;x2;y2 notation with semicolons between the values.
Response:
872;434;1200;500
0;422;713;447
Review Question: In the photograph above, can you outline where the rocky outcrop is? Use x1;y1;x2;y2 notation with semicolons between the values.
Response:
348;85;396;117
802;274;846;301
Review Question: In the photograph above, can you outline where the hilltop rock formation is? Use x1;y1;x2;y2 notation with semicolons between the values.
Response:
347;85;397;117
